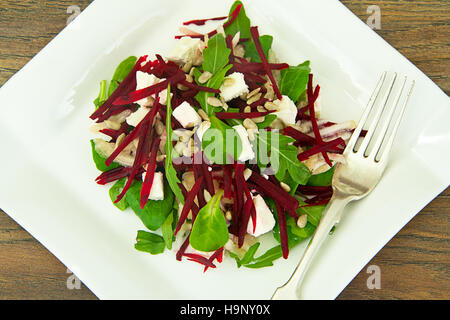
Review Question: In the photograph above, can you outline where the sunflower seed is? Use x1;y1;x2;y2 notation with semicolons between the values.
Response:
207;96;223;107
243;118;257;130
223;77;236;88
197;109;209;121
198;71;213;84
297;214;308;228
246;93;262;105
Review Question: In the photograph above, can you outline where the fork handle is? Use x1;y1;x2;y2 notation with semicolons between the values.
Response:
271;194;351;300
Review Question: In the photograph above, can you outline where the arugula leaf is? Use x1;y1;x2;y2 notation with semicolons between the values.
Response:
109;178;129;211
164;84;185;204
280;61;311;103
224;1;251;38
126;180;175;231
202;115;242;164
256;114;277;129
253;130;310;184
90;140;120;172
202;34;231;75
244;35;273;63
161;210;175;250
134;230;165;255
297;201;326;227
307;166;335;186
108;56;137;96
93;80;108;110
229;243;284;269
190;191;229;252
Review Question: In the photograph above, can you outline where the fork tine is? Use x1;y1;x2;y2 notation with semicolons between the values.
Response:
356;72;398;155
344;72;387;155
366;76;407;160
376;80;415;164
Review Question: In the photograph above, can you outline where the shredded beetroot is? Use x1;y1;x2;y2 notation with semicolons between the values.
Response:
95;166;131;185
112;100;162;203
300;199;331;207
140;138;161;208
175;4;242;40
204;247;224;272
90;55;148;122
183;16;228;26
180;183;200;219
175;176;204;235
238;198;253;247
297;137;345;161
250;26;282;100
201;163;215;196
297;185;333;196
233;62;289;74
113;71;186;106
183;253;217;268
248;171;298;215
176;234;191;261
214;110;274;120
282;126;316;146
304;190;333;204
275;202;289;259
223;166;233;199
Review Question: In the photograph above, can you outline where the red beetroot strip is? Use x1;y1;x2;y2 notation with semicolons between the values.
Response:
304;190;333;204
214;110;274;120
183;253;217;268
175;4;243;40
175;176;204;235
96;166;133;185
203;247;224;272
250;26;282;100
248;171;298;217
113;71;186;106
90;55;148;122
183;16;227;26
113;100;162;203
297;137;345;162
235;164;256;247
275;202;289;259
140;138;161;208
297;185;333;196
300;199;331;207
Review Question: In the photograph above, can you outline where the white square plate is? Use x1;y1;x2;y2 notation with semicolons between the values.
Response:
0;0;449;299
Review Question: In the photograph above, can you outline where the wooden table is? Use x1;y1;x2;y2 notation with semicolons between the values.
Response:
0;0;448;300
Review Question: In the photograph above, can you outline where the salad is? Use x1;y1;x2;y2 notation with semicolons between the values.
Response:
89;1;356;270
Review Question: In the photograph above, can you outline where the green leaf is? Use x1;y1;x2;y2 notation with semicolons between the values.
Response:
244;35;273;63
224;1;251;38
134;230;165;255
109;178;129;211
108;56;137;96
253;130;311;185
202;34;231;75
297;200;326;227
190;191;229;252
126;180;175;231
202;115;242;164
161;210;175;250
280;61;311;103
90;140;120;172
307;166;335;186
164;84;185;204
256;114;277;129
93;80;108;110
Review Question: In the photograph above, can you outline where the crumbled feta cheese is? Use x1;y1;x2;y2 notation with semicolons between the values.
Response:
232;124;255;162
247;195;276;237
167;37;205;66
126;106;150;127
195;121;211;143
272;95;298;126
143;171;164;201
219;72;249;102
136;71;159;107
172;101;202;128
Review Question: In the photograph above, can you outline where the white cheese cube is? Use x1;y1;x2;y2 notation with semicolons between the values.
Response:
247;195;276;237
136;71;159;107
158;87;173;105
172;101;202;128
219;72;249;102
144;171;164;201
167;37;205;66
232;124;255;162
126;106;150;127
273;95;298;126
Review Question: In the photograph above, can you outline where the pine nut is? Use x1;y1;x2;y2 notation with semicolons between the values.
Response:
280;182;291;192
243;168;252;181
244;106;251;113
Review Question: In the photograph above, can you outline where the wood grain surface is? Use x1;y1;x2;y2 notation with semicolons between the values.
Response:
0;0;448;300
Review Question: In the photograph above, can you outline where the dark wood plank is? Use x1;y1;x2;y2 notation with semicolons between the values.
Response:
0;0;448;300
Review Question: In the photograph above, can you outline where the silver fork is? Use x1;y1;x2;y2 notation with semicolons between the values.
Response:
271;72;415;300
